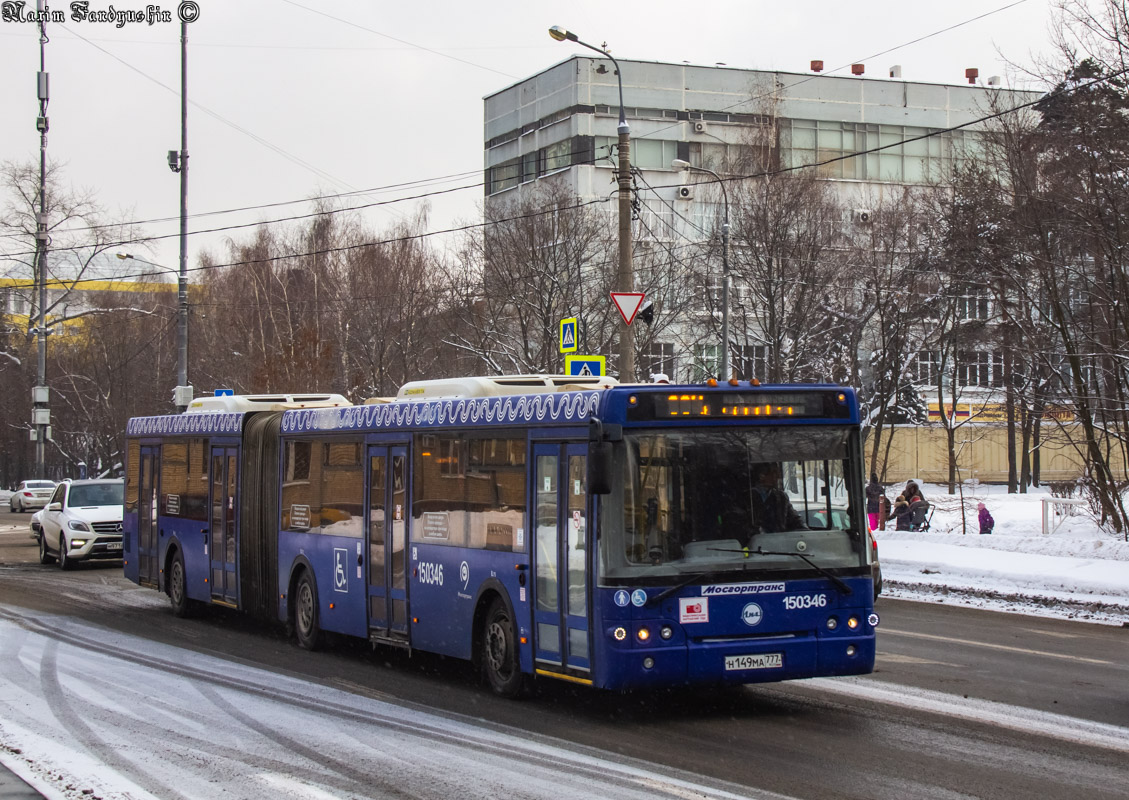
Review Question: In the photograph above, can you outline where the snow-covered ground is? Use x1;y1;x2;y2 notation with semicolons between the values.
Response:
874;482;1129;625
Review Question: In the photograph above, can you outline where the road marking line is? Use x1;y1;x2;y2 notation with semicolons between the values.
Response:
878;652;962;667
798;676;1129;754
880;628;1114;665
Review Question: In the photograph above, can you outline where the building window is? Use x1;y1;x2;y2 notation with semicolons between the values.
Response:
782;119;977;185
957;350;1003;387
688;142;771;173
914;351;942;386
643;342;676;380
545;140;571;172
956;288;991;320
488;136;595;194
521;151;539;183
487;159;520;194
690;344;720;381
736;344;770;382
595;136;677;170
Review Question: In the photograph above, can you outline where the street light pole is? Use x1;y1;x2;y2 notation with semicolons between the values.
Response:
549;26;634;382
166;19;191;411
33;1;51;479
673;159;731;379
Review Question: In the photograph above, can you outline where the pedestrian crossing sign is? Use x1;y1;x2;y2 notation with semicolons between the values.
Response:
565;355;605;377
559;318;578;353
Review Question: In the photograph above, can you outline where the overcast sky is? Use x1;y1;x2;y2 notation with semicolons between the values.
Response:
0;0;1059;279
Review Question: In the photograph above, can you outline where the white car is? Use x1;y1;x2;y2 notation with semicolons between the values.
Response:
30;509;44;540
9;479;57;512
38;479;124;569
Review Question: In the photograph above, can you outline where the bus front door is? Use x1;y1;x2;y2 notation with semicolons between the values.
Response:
532;442;591;676
138;445;159;588
366;445;408;643
208;447;238;606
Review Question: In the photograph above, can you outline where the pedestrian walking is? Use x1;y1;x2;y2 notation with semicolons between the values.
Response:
978;502;994;535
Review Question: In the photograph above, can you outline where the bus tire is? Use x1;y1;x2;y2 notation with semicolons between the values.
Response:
294;571;323;651
481;596;524;698
168;548;194;618
38;532;54;565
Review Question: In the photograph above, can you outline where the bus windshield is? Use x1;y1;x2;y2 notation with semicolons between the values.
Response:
600;426;864;580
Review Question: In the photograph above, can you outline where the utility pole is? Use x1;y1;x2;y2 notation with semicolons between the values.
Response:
32;0;51;479
168;19;192;411
615;93;635;382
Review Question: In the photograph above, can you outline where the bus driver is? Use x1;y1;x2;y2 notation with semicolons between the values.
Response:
748;462;807;538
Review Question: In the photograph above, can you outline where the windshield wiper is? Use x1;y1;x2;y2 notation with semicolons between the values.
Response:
648;569;731;606
698;546;853;596
747;547;853;596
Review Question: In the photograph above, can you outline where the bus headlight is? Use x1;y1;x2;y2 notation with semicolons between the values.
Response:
637;627;651;642
868;613;880;627
660;625;673;640
613;627;627;641
846;645;857;657
826;617;838;630
643;657;655;669
847;616;860;630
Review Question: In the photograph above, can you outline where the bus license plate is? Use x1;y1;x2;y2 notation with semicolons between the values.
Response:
725;653;783;671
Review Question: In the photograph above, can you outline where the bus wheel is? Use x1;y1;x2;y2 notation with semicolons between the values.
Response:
482;597;524;698
38;532;54;565
294;572;323;651
168;549;194;618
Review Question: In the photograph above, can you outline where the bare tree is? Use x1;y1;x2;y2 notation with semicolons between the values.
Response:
446;182;616;375
726;169;849;383
0;159;147;482
849;188;937;478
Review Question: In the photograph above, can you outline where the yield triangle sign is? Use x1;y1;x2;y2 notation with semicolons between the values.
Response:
610;292;646;325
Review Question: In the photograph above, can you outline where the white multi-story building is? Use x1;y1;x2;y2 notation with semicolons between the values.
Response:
484;57;1040;398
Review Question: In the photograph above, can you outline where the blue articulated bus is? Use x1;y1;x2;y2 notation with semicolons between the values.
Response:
123;376;878;696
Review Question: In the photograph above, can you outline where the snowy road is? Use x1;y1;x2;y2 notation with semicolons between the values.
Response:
2;519;1128;800
0;605;779;800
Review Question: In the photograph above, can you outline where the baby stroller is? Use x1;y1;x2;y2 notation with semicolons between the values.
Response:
909;500;932;531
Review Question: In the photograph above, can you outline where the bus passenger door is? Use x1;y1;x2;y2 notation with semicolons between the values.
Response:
532;443;591;675
138;446;159;588
209;447;239;606
366;445;408;642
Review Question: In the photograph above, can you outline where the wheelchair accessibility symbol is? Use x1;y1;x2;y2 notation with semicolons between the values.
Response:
333;548;349;593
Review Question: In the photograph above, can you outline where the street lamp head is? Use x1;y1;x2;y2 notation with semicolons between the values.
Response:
548;25;577;43
671;159;691;171
116;253;132;260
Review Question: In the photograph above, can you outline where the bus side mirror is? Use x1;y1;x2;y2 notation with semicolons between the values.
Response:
587;418;619;495
589;441;613;495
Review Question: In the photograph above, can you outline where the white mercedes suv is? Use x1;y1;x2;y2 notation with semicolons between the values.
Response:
39;479;125;569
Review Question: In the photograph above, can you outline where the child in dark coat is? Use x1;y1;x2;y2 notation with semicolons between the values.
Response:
893;495;912;531
978;502;994;535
